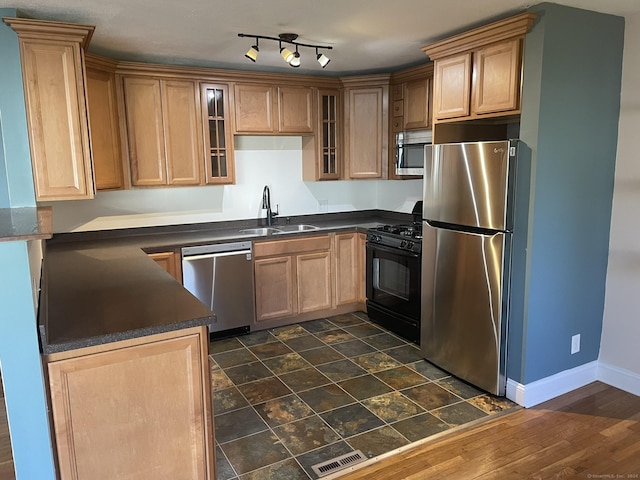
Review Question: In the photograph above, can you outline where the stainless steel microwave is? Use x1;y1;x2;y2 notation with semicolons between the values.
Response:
396;130;432;176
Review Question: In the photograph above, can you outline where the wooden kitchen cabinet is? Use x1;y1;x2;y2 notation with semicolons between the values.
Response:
423;12;536;124
233;83;275;133
302;88;341;181
254;256;295;321
343;75;390;179
403;77;431;130
5;18;95;201
334;232;360;306
297;251;332;313
85;55;124;190
200;83;235;184
233;83;314;134
148;251;182;282
254;235;332;321
45;326;215;480
358;232;367;304
122;76;202;186
278;86;314;133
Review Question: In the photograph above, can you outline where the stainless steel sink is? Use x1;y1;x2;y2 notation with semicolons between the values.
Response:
238;227;281;235
275;224;319;232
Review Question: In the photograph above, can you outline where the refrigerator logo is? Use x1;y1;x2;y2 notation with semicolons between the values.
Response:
494;147;505;154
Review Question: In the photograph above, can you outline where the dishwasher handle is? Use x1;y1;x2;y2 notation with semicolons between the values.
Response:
182;250;252;262
181;241;252;257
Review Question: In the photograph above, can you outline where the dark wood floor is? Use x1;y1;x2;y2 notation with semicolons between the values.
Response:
340;381;640;479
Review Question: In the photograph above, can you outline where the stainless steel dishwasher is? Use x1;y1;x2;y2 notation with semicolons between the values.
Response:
181;241;254;336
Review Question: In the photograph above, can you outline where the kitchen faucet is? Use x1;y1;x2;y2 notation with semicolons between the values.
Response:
261;185;279;226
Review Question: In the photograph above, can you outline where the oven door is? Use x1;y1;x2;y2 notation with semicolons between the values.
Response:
366;243;421;320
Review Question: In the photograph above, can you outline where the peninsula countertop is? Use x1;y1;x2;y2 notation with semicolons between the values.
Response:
40;209;411;354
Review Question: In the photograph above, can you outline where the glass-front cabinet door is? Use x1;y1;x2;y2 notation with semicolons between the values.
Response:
200;83;234;184
318;89;340;180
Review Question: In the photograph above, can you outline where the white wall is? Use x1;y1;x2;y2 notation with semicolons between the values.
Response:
46;136;423;232
600;14;640;381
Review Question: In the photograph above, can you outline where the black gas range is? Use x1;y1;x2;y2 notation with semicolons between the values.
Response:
365;201;423;344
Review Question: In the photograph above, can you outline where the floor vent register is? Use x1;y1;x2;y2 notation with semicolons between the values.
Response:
311;450;367;477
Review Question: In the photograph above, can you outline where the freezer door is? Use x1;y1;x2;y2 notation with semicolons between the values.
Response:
424;140;514;231
420;223;509;395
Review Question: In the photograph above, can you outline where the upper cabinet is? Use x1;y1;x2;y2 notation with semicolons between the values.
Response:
200;83;234;185
5;18;95;201
342;75;390;179
233;83;314;134
302;88;342;181
423;12;536;124
121;76;203;186
85;55;124;191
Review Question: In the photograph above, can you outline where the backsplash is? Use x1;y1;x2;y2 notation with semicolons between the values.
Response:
44;136;423;233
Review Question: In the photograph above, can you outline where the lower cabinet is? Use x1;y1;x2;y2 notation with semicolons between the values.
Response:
254;235;332;322
45;326;215;480
148;250;182;282
253;232;365;323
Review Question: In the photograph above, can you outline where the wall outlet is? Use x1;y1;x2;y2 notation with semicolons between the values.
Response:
571;334;581;354
318;199;329;212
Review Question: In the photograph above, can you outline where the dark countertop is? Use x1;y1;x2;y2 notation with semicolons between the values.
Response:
0;206;52;242
41;210;410;354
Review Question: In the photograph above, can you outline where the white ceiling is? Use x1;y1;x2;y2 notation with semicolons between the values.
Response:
2;0;639;75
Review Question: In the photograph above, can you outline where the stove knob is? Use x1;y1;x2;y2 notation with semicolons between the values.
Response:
400;240;407;249
407;241;414;250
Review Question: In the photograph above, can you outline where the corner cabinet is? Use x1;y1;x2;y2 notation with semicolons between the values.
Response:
200;83;235;184
342;75;390;179
121;76;203;186
45;327;215;480
423;12;536;123
5;18;95;201
148;250;182;282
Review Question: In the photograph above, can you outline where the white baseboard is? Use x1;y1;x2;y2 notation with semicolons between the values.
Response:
506;361;598;407
597;362;640;397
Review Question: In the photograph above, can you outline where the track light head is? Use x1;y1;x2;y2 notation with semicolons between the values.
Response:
290;47;301;68
245;41;259;62
316;48;330;68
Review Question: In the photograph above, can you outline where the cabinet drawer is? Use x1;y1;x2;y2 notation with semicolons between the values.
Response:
254;235;331;257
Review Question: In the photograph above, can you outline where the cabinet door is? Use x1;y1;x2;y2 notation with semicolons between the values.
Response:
161;80;202;185
297;251;332;313
201;83;234;185
148;251;182;282
123;77;166;186
48;329;213;480
234;84;275;133
404;78;430;129
433;53;471;120
345;87;387;179
255;256;295;321
334;233;359;306
86;66;124;190
318;89;341;180
19;40;94;200
472;39;521;115
278;86;314;133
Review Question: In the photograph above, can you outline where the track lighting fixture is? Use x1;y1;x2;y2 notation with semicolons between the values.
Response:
238;32;332;69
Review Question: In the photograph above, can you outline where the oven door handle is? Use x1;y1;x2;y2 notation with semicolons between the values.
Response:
366;243;421;259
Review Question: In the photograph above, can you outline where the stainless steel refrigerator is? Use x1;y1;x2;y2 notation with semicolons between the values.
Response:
421;140;518;395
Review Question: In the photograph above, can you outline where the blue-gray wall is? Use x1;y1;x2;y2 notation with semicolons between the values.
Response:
0;8;57;479
509;3;624;384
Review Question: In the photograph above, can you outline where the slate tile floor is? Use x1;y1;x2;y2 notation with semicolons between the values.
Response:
210;312;516;480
